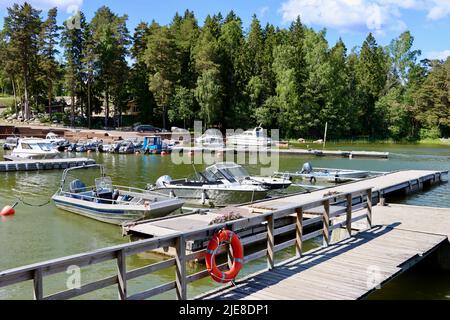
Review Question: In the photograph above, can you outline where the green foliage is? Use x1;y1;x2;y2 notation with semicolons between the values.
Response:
1;5;449;140
195;68;223;126
168;86;195;127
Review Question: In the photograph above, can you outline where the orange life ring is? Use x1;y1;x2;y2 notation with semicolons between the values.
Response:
205;229;244;283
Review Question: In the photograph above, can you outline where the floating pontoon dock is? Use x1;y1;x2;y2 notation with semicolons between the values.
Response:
171;146;389;159
0;158;96;172
124;170;447;249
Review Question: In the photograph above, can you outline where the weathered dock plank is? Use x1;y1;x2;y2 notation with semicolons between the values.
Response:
198;204;450;300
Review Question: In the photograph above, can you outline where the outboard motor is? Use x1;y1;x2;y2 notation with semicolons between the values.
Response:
156;175;172;188
301;162;313;174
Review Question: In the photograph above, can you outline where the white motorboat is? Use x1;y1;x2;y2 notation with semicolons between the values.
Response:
5;138;60;160
2;136;19;150
226;127;272;147
195;129;225;148
45;132;70;151
52;164;185;225
148;164;270;207
209;162;292;190
45;132;66;144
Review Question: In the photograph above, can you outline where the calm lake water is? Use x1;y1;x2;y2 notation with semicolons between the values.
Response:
1;142;450;300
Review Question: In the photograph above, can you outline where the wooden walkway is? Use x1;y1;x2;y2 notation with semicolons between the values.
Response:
125;170;447;241
199;204;450;300
245;170;445;213
0;158;95;172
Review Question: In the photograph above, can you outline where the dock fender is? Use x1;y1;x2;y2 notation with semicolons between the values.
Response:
205;229;244;284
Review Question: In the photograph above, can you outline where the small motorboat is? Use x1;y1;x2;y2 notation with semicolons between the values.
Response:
274;163;370;183
3;136;19;151
45;132;70;152
209;162;292;190
118;141;136;154
226;127;272;147
4;138;60;160
195;129;225;148
148;164;269;207
52;164;184;225
126;137;143;149
142;136;168;154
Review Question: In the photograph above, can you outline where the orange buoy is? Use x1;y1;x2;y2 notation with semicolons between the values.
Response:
205;229;244;283
1;205;15;217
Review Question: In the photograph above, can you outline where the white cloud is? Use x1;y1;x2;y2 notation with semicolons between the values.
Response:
280;0;450;34
425;50;450;60
427;0;450;20
260;6;270;18
0;0;83;13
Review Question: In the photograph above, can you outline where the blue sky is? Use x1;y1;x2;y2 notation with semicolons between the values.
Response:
1;0;449;60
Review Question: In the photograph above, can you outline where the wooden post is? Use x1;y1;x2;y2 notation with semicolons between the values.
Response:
33;269;43;300
295;208;303;257
117;250;127;300
367;189;373;228
323;200;330;247
175;236;187;300
346;194;353;237
267;215;275;270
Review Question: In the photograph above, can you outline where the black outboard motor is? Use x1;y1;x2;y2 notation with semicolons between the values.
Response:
301;162;313;174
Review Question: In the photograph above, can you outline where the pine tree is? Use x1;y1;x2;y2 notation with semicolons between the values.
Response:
39;7;60;113
90;6;130;128
144;26;180;129
61;10;86;127
3;2;42;120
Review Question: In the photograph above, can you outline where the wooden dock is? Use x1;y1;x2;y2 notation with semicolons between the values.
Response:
1;186;450;300
0;158;96;172
124;170;447;244
171;146;389;159
199;204;450;300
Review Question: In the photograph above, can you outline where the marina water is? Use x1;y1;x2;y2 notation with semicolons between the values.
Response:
1;143;450;300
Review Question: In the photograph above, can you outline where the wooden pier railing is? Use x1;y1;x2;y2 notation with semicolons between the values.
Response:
0;187;373;300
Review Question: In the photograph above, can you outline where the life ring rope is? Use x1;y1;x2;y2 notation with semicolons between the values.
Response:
205;229;244;284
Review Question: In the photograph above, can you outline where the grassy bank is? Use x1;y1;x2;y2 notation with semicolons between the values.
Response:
0;95;14;108
288;138;450;149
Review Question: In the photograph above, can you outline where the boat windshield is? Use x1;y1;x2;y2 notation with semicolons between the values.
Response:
37;143;54;151
211;164;249;179
204;166;240;183
95;177;114;193
222;166;249;178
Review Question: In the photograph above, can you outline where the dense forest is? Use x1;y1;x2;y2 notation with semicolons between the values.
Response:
0;2;449;140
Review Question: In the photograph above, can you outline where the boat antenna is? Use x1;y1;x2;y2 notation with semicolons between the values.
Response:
191;160;199;177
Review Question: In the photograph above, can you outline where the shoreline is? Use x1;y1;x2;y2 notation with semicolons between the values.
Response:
1;121;450;146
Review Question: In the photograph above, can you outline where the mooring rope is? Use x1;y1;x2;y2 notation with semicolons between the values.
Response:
16;197;51;208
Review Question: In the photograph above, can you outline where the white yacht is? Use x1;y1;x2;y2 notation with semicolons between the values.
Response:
227;127;272;147
6;138;60;161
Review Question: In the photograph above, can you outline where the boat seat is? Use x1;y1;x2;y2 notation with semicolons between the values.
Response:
70;180;87;194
